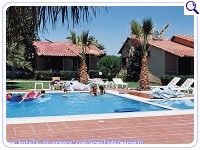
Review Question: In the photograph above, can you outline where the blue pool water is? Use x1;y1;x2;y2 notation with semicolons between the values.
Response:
150;99;194;109
6;93;169;118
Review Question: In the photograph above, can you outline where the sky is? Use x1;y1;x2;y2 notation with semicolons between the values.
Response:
38;6;194;55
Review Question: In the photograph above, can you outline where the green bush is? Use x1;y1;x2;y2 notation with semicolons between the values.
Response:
160;74;194;86
34;70;79;80
60;71;79;80
126;43;143;82
117;70;127;82
97;55;122;81
34;70;52;80
88;70;106;79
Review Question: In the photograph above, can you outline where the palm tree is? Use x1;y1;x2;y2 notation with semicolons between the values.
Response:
79;31;89;84
130;18;153;91
67;31;89;84
7;6;101;39
130;19;169;90
158;23;170;39
139;18;153;90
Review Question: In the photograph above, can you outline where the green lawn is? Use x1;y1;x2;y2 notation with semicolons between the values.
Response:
6;80;160;90
6;81;50;90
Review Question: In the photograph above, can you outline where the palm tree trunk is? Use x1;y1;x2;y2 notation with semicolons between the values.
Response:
139;55;150;91
79;57;88;84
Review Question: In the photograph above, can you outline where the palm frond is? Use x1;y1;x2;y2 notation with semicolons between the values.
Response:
130;19;141;38
159;23;170;37
142;18;153;36
81;30;89;46
69;31;77;44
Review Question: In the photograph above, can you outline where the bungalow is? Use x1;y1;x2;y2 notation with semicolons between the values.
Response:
118;35;194;79
33;41;106;71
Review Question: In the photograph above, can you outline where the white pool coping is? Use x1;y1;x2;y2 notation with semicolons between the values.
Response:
6;90;194;124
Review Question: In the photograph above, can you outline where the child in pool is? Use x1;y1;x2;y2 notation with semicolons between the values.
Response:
34;90;45;98
99;85;105;95
6;93;12;100
63;82;70;95
91;84;97;96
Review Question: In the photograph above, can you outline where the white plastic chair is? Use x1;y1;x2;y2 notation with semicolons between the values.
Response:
150;77;181;89
112;78;128;89
172;78;194;94
91;78;108;88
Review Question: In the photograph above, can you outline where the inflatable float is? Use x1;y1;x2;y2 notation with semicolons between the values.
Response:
6;96;35;102
6;91;45;103
114;108;140;112
150;86;185;99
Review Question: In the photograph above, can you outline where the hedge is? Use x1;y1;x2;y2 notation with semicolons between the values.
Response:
60;71;79;80
34;70;52;80
88;70;106;79
34;70;104;80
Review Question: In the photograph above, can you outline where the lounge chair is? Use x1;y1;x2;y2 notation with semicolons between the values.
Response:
171;78;194;94
150;77;181;88
91;78;108;88
50;77;63;90
112;78;128;89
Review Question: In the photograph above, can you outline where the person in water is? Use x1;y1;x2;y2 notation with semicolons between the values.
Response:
90;84;97;96
63;82;70;95
34;90;45;98
6;93;12;100
99;85;105;95
23;90;45;99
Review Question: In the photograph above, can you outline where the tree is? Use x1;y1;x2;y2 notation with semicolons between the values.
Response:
79;31;90;84
6;7;39;73
6;41;32;78
130;18;169;90
7;6;101;39
97;56;121;81
130;18;153;90
88;36;105;50
67;31;90;84
6;6;103;77
126;43;143;82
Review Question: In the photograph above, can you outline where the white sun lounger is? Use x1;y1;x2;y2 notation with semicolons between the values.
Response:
171;78;194;94
150;77;181;88
91;78;108;88
113;78;128;89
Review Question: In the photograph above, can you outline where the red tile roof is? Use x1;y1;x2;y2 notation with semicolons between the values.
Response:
33;41;105;57
173;35;194;43
118;35;194;57
149;39;194;57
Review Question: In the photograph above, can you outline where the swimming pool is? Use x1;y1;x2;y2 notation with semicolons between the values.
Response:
6;92;169;118
149;99;194;109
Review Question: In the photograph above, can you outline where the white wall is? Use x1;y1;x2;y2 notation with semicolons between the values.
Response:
148;46;165;78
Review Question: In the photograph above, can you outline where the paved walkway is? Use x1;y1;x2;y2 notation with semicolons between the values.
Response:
6;114;194;144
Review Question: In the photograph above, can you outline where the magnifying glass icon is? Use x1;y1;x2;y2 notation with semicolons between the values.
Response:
186;1;199;14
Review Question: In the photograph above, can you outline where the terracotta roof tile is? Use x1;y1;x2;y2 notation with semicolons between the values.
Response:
33;41;105;57
149;39;194;57
173;35;194;42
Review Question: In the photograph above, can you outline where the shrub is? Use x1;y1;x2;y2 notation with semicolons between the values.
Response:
60;71;79;80
34;70;79;80
88;70;106;79
117;70;127;81
126;43;143;82
97;55;122;81
160;74;194;86
34;70;52;80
